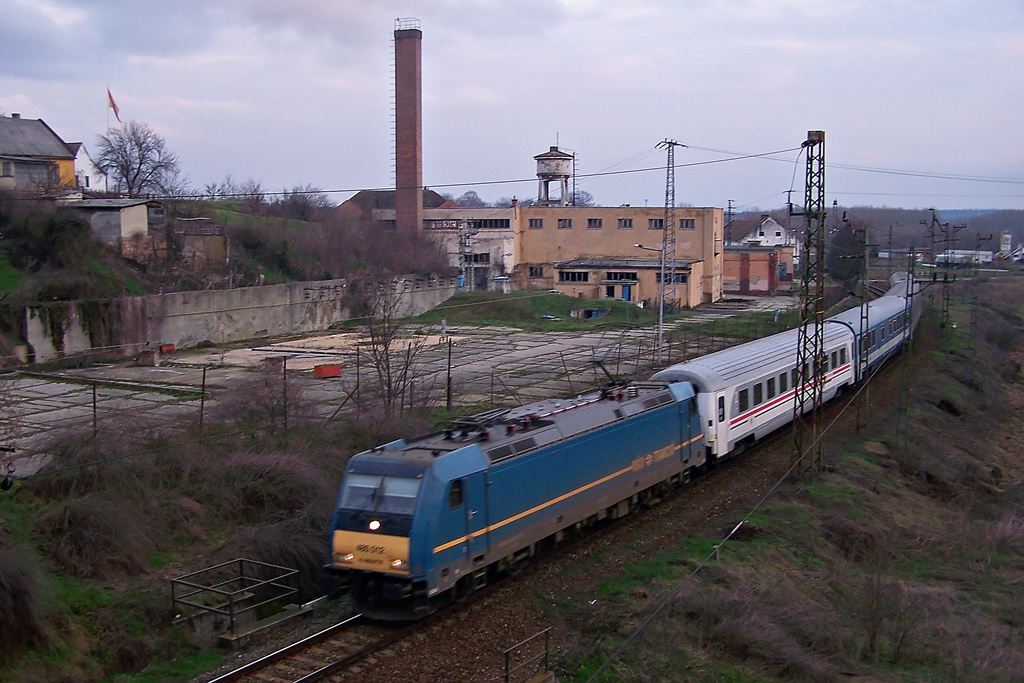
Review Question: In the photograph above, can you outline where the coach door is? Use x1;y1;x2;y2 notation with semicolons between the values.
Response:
711;393;729;456
461;471;489;566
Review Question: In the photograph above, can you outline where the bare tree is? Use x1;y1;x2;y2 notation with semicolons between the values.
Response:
356;277;427;416
93;121;181;197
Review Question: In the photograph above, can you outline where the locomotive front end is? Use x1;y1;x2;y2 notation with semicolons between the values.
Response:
327;457;431;619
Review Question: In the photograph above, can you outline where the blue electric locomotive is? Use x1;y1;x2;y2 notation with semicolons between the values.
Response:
327;381;703;619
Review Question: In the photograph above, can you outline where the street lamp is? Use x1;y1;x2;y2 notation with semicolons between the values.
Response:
635;243;666;366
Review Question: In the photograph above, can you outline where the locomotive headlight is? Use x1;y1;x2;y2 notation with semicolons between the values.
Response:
390;558;408;570
340;553;355;564
368;519;381;531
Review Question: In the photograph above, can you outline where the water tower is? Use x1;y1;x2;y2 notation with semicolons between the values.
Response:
534;146;573;206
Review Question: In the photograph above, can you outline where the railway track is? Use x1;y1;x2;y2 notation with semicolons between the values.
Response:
207;614;407;683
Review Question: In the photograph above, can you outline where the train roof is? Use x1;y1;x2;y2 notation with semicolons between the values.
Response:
651;324;851;392
353;381;694;467
827;294;909;329
654;284;917;392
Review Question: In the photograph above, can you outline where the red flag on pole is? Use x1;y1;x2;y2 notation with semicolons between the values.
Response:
107;87;121;122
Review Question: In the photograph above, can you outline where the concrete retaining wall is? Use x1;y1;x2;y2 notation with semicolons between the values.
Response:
25;274;459;363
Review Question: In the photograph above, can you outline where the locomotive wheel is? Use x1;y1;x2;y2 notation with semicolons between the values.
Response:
453;576;474;603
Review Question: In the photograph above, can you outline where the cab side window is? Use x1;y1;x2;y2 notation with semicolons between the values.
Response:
448;480;463;508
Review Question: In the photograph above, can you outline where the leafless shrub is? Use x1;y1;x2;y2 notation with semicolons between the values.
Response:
853;574;926;664
667;584;833;680
820;514;897;569
88;607;154;674
353;276;432;417
0;546;50;655
194;450;335;525
210;513;327;598
35;495;156;579
210;364;312;439
27;431;153;501
951;623;1024;683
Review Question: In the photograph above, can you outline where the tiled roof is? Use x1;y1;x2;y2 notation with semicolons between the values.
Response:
0;117;74;159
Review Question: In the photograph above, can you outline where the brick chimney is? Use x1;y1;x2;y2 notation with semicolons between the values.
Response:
394;19;423;232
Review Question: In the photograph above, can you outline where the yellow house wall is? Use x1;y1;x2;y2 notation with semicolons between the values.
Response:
515;206;722;304
56;158;76;188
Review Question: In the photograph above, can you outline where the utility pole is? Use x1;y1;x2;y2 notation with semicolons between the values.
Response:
726;199;735;241
939;222;965;330
887;225;894;280
792;130;826;475
658;139;686;314
970;233;992;341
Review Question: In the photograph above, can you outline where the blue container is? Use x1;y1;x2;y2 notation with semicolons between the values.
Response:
457;274;465;287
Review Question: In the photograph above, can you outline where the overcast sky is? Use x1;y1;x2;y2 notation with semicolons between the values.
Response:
2;0;1022;211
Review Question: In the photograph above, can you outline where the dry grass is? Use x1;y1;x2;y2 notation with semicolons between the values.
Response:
0;546;50;656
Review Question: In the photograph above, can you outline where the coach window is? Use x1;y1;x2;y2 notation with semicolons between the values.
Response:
791;368;799;389
753;383;763;406
718;396;725;422
738;389;749;413
831;351;838;368
779;372;788;393
448;480;463;508
840;348;846;365
767;377;776;400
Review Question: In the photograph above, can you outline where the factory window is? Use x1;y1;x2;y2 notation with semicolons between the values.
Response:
656;273;688;284
779;372;788;393
557;218;573;229
472;253;490;263
587;218;603;229
529;266;543;278
424;219;460;229
467;219;511;229
617;218;633;229
383;220;396;231
529;218;544;229
679;218;696;230
606;271;637;281
767;377;776;400
448;480;463;508
738;389;749;413
753;383;763;406
1;162;12;177
559;271;589;282
648;218;664;230
775;231;783;237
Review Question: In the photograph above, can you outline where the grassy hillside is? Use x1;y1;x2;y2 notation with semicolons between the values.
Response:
554;275;1024;681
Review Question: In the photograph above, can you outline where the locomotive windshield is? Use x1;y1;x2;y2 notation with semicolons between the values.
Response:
339;474;421;515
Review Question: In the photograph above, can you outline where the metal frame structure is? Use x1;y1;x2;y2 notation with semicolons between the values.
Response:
171;558;298;637
658;139;685;312
792;130;826;473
